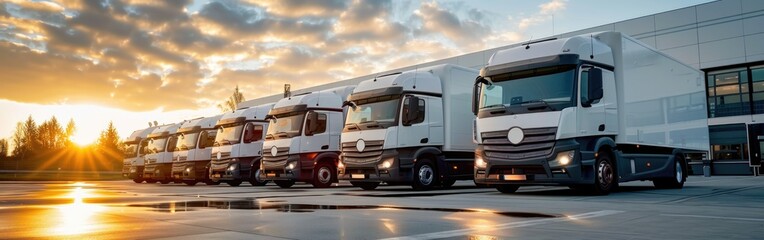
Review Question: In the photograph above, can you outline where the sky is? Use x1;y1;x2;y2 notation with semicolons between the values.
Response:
0;0;713;146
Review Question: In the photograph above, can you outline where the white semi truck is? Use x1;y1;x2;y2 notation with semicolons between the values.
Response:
473;32;709;194
123;126;158;183
260;86;355;188
170;115;222;186
142;123;182;184
209;103;275;187
338;64;479;190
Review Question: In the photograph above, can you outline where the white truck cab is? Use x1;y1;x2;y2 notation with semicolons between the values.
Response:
339;64;479;190
260;86;355;188
209;103;275;186
142;123;182;184
123;126;158;183
473;32;709;194
170;115;222;186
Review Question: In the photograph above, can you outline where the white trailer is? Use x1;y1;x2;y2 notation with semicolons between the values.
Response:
142;123;182;184
209;103;275;186
260;86;355;188
122;126;158;183
473;32;709;194
170;115;223;186
339;64;479;190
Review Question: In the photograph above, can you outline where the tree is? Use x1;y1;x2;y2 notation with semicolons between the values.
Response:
218;85;245;112
64;118;76;147
11;122;25;157
12;116;38;158
0;139;8;158
97;121;122;170
38;116;64;150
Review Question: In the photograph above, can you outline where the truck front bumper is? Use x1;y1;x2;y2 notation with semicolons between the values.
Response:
474;139;593;186
143;163;172;181
338;149;413;184
126;166;143;179
260;154;310;182
210;158;253;181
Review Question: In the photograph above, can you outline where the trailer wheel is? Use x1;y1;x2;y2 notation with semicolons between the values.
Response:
183;180;198;186
351;181;380;190
412;159;438;190
249;168;269;186
496;185;519;193
592;152;617;195
654;155;686;189
275;180;295;188
132;178;144;184
311;162;335;188
226;179;242;187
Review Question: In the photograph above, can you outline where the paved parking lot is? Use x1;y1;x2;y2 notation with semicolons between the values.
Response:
1;176;762;239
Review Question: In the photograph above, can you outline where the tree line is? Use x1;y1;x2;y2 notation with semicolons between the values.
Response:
0;115;123;172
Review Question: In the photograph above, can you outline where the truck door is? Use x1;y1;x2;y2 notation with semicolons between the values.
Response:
398;95;429;148
241;123;264;157
301;111;330;155
577;66;607;136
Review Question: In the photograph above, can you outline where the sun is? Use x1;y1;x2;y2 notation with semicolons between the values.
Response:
70;133;95;146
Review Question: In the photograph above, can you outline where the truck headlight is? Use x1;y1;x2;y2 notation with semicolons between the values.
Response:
228;164;237;171
378;158;394;169
337;161;345;171
286;162;296;170
185;167;192;172
475;155;487;169
556;150;575;166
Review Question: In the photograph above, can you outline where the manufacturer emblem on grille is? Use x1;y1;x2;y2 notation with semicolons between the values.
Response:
356;139;366;152
217;152;221;160
507;127;524;145
271;146;278;157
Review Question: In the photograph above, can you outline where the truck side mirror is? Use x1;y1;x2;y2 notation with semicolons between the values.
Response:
586;68;604;106
305;111;319;136
403;96;420;126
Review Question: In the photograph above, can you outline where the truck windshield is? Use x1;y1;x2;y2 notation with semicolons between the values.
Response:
345;97;399;129
147;137;168;153
266;113;304;140
214;124;243;146
123;143;138;158
480;65;577;113
176;132;199;151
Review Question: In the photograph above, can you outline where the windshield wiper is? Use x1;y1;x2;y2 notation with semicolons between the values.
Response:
517;99;553;111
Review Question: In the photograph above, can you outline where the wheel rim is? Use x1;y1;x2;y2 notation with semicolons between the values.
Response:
675;161;683;183
418;165;434;186
597;160;613;189
318;166;332;184
254;169;264;183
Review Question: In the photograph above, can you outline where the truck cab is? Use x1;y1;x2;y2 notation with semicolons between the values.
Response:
123;126;157;183
338;64;478;190
171;115;222;186
473;32;708;194
142;123;182;184
209;103;274;186
260;86;355;188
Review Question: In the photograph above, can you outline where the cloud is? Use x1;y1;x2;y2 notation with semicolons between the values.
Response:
518;0;567;30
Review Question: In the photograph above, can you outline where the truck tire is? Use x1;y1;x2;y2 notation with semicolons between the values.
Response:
248;169;269;186
653;156;686;189
351;181;379;190
312;162;335;188
227;179;242;187
496;185;520;193
275;180;295;188
183;180;198;186
146;179;157;184
412;159;438;190
592;152;617;195
132;178;144;184
159;179;171;184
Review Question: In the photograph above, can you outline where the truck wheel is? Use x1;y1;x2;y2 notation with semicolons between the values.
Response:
146;179;157;184
275;180;295;188
592;152;617;195
159;179;171;184
441;179;456;188
248;169;269;186
183;180;198;186
227;179;242;187
204;179;220;185
312;162;335;188
654;156;686;189
351;181;379;190
412;159;438;190
496;185;520;193
132;178;144;184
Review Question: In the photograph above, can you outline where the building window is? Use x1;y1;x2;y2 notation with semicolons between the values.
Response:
707;68;749;117
751;66;764;114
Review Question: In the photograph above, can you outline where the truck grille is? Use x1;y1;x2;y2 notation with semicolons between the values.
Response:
145;158;157;165
481;127;557;160
262;147;290;169
212;152;230;160
122;163;130;173
175;156;187;162
341;140;384;165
